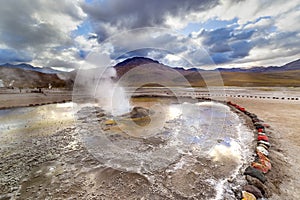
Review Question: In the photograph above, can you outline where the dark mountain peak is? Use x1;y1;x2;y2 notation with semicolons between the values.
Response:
115;57;160;67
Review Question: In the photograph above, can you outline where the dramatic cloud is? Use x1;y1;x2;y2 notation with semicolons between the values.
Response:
0;0;299;69
0;0;85;67
81;0;219;41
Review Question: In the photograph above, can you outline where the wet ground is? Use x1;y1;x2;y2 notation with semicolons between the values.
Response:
0;97;254;200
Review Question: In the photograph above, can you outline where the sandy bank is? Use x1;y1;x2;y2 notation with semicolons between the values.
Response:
227;97;300;199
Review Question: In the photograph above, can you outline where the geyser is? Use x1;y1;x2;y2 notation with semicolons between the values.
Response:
75;52;132;116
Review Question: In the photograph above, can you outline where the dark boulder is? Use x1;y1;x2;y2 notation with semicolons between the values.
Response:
122;106;153;119
244;166;267;183
246;175;272;198
255;124;265;130
243;185;263;198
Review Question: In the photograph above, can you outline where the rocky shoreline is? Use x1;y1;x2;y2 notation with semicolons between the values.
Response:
226;101;287;199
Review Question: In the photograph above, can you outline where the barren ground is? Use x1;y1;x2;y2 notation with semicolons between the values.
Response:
227;97;300;199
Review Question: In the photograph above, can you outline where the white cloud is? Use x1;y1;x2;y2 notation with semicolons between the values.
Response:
275;8;300;32
0;0;86;69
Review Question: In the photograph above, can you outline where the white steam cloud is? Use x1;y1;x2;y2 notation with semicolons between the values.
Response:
73;52;131;115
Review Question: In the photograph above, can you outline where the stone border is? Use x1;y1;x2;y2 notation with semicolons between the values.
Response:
227;101;273;199
74;94;280;199
132;93;275;199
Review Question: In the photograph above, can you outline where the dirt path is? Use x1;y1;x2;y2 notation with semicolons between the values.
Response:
227;97;300;199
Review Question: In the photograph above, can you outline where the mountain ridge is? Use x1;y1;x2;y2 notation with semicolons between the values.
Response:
0;63;62;74
114;56;300;72
113;57;300;87
1;57;299;88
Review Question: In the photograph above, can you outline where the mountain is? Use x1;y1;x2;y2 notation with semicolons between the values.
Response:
113;57;205;87
279;59;300;70
217;59;300;72
113;57;300;87
0;63;62;74
0;65;72;88
1;57;299;89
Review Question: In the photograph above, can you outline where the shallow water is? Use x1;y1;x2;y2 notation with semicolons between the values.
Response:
0;103;75;146
0;100;254;199
75;99;254;198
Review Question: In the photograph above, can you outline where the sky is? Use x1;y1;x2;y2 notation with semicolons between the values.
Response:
0;0;299;70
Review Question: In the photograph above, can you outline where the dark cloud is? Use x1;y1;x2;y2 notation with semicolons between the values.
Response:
209;42;232;53
197;27;254;64
82;0;219;41
211;53;232;64
103;29;189;60
0;0;84;50
230;41;252;58
201;28;233;46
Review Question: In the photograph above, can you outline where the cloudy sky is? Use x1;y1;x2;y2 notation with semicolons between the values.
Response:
0;0;299;70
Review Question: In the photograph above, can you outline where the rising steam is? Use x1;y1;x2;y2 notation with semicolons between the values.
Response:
74;52;131;115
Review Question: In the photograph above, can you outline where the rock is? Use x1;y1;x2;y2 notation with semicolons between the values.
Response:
256;146;269;157
255;125;265;130
258;132;267;136
104;119;116;125
242;191;256;200
252;118;260;123
257;135;269;142
258;143;269;150
262;123;270;128
244;166;267;183
246;175;272;198
243;185;263;198
257;140;270;148
249;113;257;119
244;111;251;115
129;107;152;118
251;162;269;174
256;151;271;170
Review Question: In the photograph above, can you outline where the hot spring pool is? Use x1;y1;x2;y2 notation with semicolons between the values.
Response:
75;98;254;199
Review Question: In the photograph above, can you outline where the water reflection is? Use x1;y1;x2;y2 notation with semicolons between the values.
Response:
0;103;75;144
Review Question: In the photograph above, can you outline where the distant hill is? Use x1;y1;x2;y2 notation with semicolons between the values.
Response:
0;65;72;88
217;59;300;72
114;57;300;87
1;57;299;88
114;57;205;87
0;63;62;74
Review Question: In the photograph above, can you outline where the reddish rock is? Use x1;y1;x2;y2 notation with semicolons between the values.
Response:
258;135;269;142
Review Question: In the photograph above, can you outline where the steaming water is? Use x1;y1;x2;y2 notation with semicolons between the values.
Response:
0;101;254;199
76;100;254;198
